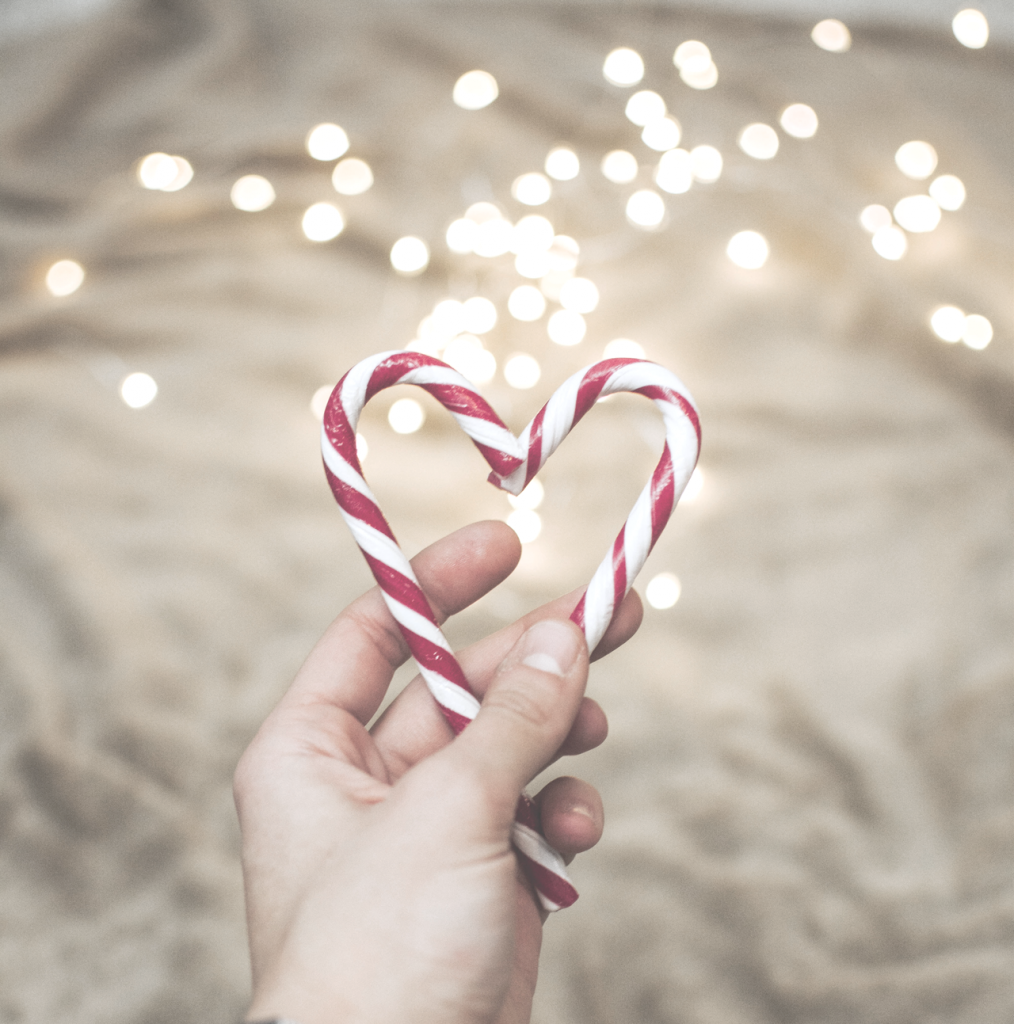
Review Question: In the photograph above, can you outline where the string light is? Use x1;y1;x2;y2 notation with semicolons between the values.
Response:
602;47;644;87
306;124;349;161
603;338;645;358
545;146;580;181
431;299;467;338
45;259;85;297
462;296;497;334
738;123;779;160
860;204;893;233
356;433;369;462
673;40;710;69
681;466;704;503
388;398;425;433
895;141;938;180
332;158;373;195
539;271;572;302
446;218;478;253
673;41;718;89
641;117;682;152
506;508;542;543
727;230;769;269
625;91;667;127
310;385;332;420
508;478;544;511
962;314;992;350
515;252;552;278
503;353;541;389
655;148;693;194
558;277;599;314
548;235;580;272
547;309;586;346
390;236;429;274
302;203;344;241
690;145;723;183
645;572;681;609
453;70;498;110
952;9;989;48
779;103;818;138
929;174;966;211
893;195;941;233
601;150;639;184
120;372;157;409
929;305;965;342
473;216;514;257
626;189;666;228
511;214;555;255
231;175;275;212
508;284;546;321
512;172;552;206
137;153;192;191
443;334;496;384
872;225;907;260
811;19;851;52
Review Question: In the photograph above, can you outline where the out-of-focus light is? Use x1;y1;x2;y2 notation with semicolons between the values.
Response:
603;47;644;87
302;202;344;241
388;398;425;434
895;141;938;180
812;19;851;52
453;70;499;110
311;384;332;420
446;218;478;253
559;277;599;314
45;259;85;297
515;252;551;278
860;204;892;233
738;123;779;160
137;152;177;190
872;225;907;260
539;271;573;302
508;477;545;511
604;338;645;359
545;146;580;181
466;201;502;223
673;40;710;68
929;174;966;211
645;571;681;608
727;230;768;269
690;145;723;183
356;433;369;462
680;58;718;90
506;508;542;543
444;334;496;384
463;296;497;334
642;117;682;152
474;217;514;257
548;235;580;272
231;174;275;211
601;149;639;184
504;353;542;389
780;103;818;138
626;90;666;126
929;305;966;342
626;189;666;228
390;236;429;274
431;299;467;338
306;123;349;161
952;9;989;48
681;466;704;503
512;172;552;206
511;214;555;255
655;148;694;194
332;157;373;195
162;157;193;191
508;284;546;321
962;314;992;350
548;309;587;346
120;372;157;409
894;195;941;233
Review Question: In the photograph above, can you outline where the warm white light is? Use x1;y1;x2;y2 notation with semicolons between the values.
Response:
513;252;549;278
163;157;193;192
444;334;496;384
504;353;542;389
390;236;429;274
306;123;349;161
929;174;966;211
446;218;478;254
310;384;332;420
356;433;369;462
655;148;694;194
680;60;718;90
547;309;587;346
690;145;723;183
673;40;710;69
548;235;580;273
893;195;941;233
431;299;467;339
453;70;499;110
872;225;907;260
332;157;373;195
508;477;544;511
511;214;555;255
45;259;85;297
811;19;851;52
952;9;989;48
508;285;546;321
231;174;275;211
603;47;644;87
860;204;892;233
506;508;542;543
466;202;502;223
929;305;965;342
539;272;572;303
604;338;645;359
681;466;704;503
474;218;514;257
302;202;344;242
463;296;497;334
642;117;682;152
645;571;681;609
388;398;425;434
512;172;552;206
626;90;666;126
895;141;938;180
780;103;818;138
137;152;178;190
559;277;599;314
739;123;779;160
601;150;639;184
962;314;993;350
545;146;580;181
120;372;157;409
726;230;769;269
626;189;666;228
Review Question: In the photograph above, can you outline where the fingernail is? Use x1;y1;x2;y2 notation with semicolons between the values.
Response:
519;620;581;677
567;801;595;819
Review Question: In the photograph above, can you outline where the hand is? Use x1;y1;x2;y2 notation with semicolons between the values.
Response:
235;520;642;1024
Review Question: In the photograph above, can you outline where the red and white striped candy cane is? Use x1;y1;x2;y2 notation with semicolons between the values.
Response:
321;351;700;911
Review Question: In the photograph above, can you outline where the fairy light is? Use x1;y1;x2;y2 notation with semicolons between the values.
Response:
626;91;667;127
45;259;85;297
511;214;555;255
504;353;541;389
356;433;369;462
558;277;599;314
601;150;639;184
539;272;572;303
642;117;682;152
302;203;344;242
466;202;502;223
137;153;192;191
431;299;467;338
603;338;645;358
548;235;580;272
545;147;580;181
508;478;544;511
690;145;723;183
390;236;429;274
626;189;666;228
929;174;966;211
547;309;586;346
727;231;768;269
860;204;893;233
444;334;496;384
120;372;157;409
929;306;965;342
952;9;988;48
602;47;644;87
515;252;551;278
388;398;425;434
673;41;717;89
512;172;552;206
506;508;542;543
462;296;497;334
655;148;693;194
673;40;710;69
872;225;907;260
645;572;681;609
453;70;498;110
446;218;478;253
895;141;938;180
893;195;941;233
231;175;275;211
780;104;818;139
473;217;514;257
306;124;349;161
680;466;704;503
811;19;851;52
332;158;373;195
739;123;779;160
508;285;546;321
311;385;332;420
681;61;718;90
962;314;992;350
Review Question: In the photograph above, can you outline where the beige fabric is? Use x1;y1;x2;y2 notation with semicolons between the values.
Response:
0;3;1011;1022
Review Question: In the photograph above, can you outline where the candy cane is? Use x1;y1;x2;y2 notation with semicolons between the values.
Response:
321;351;700;910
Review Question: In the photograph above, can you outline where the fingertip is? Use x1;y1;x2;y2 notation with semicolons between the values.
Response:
557;697;608;757
537;776;604;858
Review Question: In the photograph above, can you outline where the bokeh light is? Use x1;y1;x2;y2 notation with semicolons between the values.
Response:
690;145;723;183
872;225;907;260
811;19;851;52
601;150;639;184
895;140;938;180
463;296;497;334
626;91;667;126
559;277;599;314
548;235;580;272
860;204;893;233
231;175;275;212
446;218;478;253
680;61;718;90
444;334;497;384
332;158;373;195
642;117;682;152
388;398;425;434
645;572;681;609
137;153;192;191
453;70;499;110
548;309;587;346
508;478;544;511
356;433;369;462
506;508;542;543
306;123;349;161
727;230;769;269
893;195;941;233
962;314;993;350
120;372;158;409
626;189;666;228
474;216;514;257
390;236;429;274
779;103;819;138
545;146;580;180
681;466;704;503
738;123;779;160
929;305;965;342
504;353;541;389
302;202;344;241
929;174;966;211
512;172;552;206
45;259;85;297
673;40;717;88
310;384;332;420
673;40;710;69
604;338;645;359
655;148;694;194
952;9;989;48
511;214;555;255
515;252;551;278
603;47;644;87
508;284;546;321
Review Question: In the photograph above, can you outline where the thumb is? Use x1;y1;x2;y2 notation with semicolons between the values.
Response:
446;618;589;813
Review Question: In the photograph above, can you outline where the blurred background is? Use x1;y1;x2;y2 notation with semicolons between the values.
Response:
0;1;1011;1022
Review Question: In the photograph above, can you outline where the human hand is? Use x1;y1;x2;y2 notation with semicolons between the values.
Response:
235;520;642;1024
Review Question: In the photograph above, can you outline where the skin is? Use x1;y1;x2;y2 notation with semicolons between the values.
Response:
235;520;642;1024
